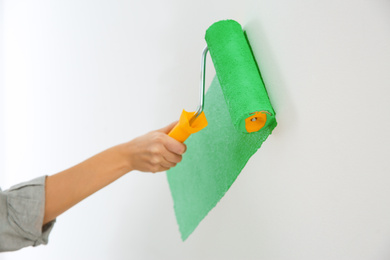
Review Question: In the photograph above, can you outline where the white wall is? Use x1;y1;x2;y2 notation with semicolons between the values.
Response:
0;0;4;183
2;0;390;259
0;2;5;259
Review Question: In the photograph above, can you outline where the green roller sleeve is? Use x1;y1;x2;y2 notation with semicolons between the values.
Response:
205;20;275;133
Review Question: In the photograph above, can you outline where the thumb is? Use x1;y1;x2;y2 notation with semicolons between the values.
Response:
158;121;179;134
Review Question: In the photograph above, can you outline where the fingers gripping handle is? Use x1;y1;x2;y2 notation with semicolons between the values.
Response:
168;110;208;143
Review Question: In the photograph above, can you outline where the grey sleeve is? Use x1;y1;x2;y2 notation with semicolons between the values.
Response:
0;176;56;252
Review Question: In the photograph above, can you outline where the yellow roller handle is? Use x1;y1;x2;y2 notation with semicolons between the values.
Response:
168;110;208;143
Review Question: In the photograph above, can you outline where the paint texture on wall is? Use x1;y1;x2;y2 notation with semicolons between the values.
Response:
167;75;277;240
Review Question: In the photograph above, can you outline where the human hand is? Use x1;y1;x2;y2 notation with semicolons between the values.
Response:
123;122;187;173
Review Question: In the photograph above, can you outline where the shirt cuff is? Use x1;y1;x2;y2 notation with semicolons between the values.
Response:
5;176;56;247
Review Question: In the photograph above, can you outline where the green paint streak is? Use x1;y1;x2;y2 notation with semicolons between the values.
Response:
167;76;277;240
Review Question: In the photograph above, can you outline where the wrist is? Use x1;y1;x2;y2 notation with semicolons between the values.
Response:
117;143;134;173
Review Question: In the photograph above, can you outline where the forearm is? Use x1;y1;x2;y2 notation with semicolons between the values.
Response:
43;144;131;224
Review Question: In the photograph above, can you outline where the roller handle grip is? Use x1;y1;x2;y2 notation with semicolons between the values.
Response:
168;110;208;143
168;122;191;143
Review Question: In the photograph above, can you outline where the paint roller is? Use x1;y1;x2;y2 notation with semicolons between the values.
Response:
168;19;274;142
